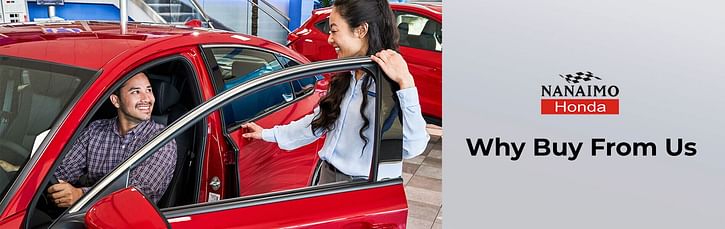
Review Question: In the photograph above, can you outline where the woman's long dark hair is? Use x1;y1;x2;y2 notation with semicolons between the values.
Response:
311;0;399;154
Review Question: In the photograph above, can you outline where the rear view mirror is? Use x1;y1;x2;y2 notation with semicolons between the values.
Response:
84;187;169;229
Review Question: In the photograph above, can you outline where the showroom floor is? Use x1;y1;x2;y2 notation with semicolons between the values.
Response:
403;124;443;229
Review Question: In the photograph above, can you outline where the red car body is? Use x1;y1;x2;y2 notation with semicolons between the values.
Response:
0;21;408;228
288;3;443;125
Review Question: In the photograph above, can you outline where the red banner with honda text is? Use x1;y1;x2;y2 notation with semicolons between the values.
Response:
541;99;619;115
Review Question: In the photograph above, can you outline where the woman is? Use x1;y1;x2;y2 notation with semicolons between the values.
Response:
242;0;429;184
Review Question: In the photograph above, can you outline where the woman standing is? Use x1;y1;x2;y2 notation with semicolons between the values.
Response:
242;0;429;184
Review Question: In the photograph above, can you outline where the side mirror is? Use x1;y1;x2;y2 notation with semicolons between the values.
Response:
184;19;203;28
84;187;169;229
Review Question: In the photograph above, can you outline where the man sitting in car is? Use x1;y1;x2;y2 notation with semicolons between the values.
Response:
47;72;177;207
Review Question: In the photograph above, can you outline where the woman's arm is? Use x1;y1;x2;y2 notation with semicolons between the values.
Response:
242;107;323;151
372;49;430;159
397;88;431;159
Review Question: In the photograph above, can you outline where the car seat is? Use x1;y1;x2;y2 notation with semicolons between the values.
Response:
419;20;439;51
148;75;193;208
398;22;410;47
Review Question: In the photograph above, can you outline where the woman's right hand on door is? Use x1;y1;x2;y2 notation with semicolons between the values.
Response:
241;122;263;140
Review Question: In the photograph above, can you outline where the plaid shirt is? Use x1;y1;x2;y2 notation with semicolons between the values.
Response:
54;118;176;203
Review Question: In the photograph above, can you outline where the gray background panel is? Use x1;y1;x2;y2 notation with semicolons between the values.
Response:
445;0;725;228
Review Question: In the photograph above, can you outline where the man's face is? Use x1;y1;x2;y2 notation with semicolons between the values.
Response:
111;73;154;124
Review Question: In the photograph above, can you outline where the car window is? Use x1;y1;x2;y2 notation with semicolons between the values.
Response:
315;18;330;34
275;55;319;99
394;11;442;51
206;48;295;127
0;57;94;202
276;54;299;68
208;48;283;82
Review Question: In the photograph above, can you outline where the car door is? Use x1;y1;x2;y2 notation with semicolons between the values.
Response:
395;10;442;123
49;57;408;228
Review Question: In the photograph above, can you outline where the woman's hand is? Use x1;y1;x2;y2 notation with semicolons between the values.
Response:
241;122;264;140
371;49;415;89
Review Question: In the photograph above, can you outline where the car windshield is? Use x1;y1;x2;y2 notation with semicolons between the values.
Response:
0;56;95;202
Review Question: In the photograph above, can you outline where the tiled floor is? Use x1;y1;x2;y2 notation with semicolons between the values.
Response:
404;124;442;229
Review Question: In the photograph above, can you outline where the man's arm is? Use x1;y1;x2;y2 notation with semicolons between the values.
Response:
129;139;177;203
53;128;90;184
48;126;92;207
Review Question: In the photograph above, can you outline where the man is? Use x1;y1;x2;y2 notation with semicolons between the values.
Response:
48;72;176;207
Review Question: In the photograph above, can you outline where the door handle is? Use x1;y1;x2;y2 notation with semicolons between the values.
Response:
282;93;294;102
209;176;221;191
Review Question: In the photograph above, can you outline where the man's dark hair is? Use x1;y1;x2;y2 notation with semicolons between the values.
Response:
113;72;145;97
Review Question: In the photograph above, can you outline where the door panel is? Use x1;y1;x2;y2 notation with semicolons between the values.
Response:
168;183;407;228
229;89;324;196
198;111;231;202
400;46;442;120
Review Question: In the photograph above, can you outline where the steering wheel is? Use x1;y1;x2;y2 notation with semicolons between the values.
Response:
29;176;62;228
0;168;10;193
0;139;30;165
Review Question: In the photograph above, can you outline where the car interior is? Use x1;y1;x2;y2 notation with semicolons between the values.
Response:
222;60;294;127
0;68;83;171
419;20;441;51
26;57;205;228
395;14;442;52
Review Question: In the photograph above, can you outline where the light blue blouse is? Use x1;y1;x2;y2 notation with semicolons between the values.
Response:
261;73;430;177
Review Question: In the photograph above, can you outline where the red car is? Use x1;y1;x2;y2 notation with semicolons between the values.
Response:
288;2;442;125
0;21;409;228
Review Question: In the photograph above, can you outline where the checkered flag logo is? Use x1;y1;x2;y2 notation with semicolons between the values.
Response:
559;71;601;84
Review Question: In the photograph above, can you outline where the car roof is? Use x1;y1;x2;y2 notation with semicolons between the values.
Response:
0;21;305;70
310;3;441;19
399;2;442;14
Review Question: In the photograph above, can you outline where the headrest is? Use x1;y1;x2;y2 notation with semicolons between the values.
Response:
150;79;180;114
232;61;266;78
28;72;81;97
421;20;437;36
398;23;409;33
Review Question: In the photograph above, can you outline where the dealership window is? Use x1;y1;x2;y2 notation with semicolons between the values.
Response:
395;12;442;52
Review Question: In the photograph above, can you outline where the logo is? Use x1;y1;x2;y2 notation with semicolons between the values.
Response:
540;71;620;115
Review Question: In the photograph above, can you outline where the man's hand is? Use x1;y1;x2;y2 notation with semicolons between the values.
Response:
47;180;84;208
